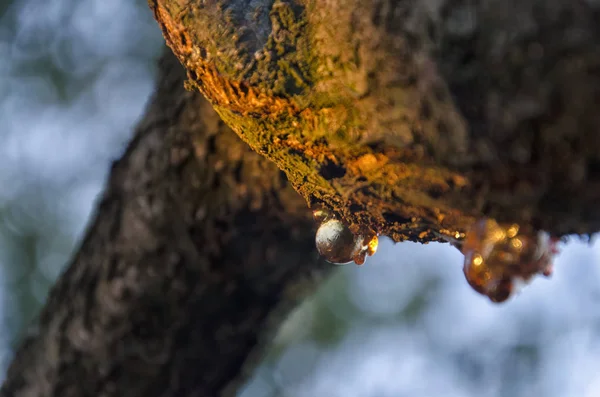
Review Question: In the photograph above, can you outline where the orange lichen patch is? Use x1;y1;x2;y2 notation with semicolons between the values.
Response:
352;153;388;174
450;174;469;188
280;136;308;153
187;63;301;118
460;218;558;303
346;154;414;186
150;1;193;58
276;136;338;164
152;1;303;119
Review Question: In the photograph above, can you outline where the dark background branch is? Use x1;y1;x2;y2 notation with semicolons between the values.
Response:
1;51;328;397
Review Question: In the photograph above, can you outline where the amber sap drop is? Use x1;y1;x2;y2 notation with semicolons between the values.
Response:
461;218;557;303
314;218;378;265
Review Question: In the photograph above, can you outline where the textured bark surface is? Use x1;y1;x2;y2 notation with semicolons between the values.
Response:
1;51;327;397
150;0;600;239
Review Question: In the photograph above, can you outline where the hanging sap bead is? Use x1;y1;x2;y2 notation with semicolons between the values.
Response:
313;209;378;265
314;219;357;264
461;218;558;303
462;249;513;303
354;233;379;265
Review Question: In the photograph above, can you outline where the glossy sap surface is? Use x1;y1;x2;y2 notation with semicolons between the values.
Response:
313;209;378;265
461;219;556;303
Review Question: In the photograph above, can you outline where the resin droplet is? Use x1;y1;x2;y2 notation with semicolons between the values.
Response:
461;218;558;303
313;210;378;265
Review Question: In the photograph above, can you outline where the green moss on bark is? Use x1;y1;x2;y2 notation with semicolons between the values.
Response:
150;0;600;239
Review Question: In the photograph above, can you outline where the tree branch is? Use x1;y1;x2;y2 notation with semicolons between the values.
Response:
1;51;327;397
4;0;600;394
150;0;600;239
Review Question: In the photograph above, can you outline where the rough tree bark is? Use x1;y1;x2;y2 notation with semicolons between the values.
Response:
3;0;600;396
1;52;328;396
151;0;600;239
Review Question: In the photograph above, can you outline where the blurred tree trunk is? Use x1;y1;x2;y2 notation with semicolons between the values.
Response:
1;51;327;397
3;0;600;396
